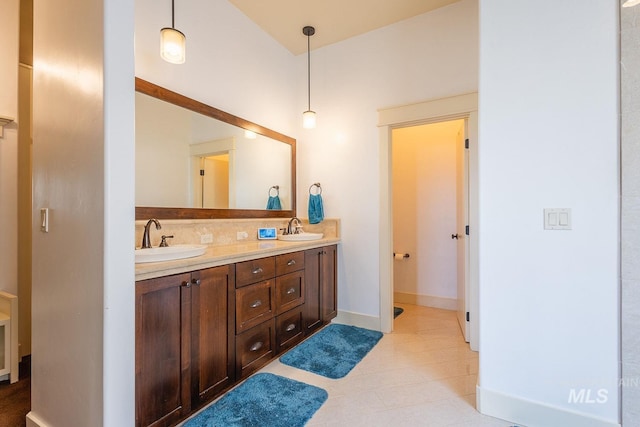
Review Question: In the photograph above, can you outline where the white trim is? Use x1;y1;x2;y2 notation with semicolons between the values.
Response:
333;310;381;332
378;93;478;127
0;291;18;383
394;292;457;311
378;93;479;344
26;412;51;427
477;386;621;427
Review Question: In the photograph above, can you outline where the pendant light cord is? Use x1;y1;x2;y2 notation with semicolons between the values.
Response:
171;0;175;29
307;32;311;111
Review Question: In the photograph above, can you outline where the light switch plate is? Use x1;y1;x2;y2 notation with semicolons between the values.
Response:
544;208;571;230
40;208;49;232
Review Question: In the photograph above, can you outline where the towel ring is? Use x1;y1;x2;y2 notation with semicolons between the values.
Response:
269;185;279;197
309;182;322;195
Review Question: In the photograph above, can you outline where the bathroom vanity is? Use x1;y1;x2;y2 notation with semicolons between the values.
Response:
135;240;338;427
132;79;338;426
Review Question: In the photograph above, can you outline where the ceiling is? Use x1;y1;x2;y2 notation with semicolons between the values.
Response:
228;0;461;55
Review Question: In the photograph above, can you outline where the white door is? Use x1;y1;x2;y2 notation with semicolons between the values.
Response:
455;122;470;341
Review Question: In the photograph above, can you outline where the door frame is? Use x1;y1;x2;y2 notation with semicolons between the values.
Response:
378;92;479;351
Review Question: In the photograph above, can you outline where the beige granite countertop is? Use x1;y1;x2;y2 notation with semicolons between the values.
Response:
135;237;340;281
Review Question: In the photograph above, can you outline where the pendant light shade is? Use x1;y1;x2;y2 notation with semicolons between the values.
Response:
302;26;316;129
161;0;186;64
303;110;316;129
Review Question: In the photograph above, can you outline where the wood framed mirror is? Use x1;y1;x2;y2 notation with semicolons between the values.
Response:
135;78;296;220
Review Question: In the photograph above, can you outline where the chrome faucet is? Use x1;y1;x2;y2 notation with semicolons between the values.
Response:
141;218;161;249
286;217;303;235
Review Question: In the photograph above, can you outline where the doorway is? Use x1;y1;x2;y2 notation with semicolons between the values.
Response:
391;120;465;325
378;93;478;351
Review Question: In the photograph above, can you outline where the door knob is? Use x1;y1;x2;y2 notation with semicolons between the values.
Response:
451;234;459;240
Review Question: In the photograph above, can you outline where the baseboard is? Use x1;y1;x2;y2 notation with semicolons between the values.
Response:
26;412;50;427
333;310;381;331
394;291;457;311
477;385;620;427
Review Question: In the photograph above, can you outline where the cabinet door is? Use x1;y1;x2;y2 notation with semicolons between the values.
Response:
303;248;323;334
275;270;304;315
275;251;305;276
235;318;275;379
136;273;192;427
276;306;304;353
190;265;235;406
236;280;275;333
236;257;275;288
321;245;338;322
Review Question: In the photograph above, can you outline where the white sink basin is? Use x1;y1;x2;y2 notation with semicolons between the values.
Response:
277;232;323;242
135;244;207;263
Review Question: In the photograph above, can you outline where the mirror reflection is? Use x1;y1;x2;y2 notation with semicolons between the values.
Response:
135;90;293;212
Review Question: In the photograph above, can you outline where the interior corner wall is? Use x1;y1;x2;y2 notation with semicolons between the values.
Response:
0;0;19;299
477;2;619;426
621;2;640;426
28;0;120;427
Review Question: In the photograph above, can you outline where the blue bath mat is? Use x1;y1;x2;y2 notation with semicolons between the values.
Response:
182;373;327;427
279;324;383;379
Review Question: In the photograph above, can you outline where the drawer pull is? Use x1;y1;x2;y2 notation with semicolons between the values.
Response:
287;259;296;266
249;341;263;352
250;299;263;308
285;323;296;332
252;267;264;274
286;287;296;295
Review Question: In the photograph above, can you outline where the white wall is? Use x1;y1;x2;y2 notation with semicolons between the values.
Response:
621;3;640;425
296;0;479;319
31;0;135;426
134;0;297;137
392;122;461;308
477;1;619;426
0;0;19;298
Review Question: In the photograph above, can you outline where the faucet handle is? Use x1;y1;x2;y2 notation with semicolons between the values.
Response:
159;235;174;247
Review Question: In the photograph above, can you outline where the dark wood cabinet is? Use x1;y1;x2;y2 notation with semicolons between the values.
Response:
190;266;235;406
136;266;235;427
303;245;338;335
135;273;192;427
136;244;337;427
235;318;276;379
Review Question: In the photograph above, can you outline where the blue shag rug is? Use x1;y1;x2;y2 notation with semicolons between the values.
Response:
279;324;383;379
182;373;327;427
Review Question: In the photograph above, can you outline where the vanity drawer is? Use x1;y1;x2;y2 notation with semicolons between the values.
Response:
236;280;274;333
275;251;305;276
275;271;304;315
236;319;275;379
236;257;276;288
276;306;304;353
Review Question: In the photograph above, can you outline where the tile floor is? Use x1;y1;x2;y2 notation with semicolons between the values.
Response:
262;303;517;426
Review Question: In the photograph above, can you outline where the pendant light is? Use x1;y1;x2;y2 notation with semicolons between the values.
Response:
623;0;640;6
302;26;316;129
160;0;186;64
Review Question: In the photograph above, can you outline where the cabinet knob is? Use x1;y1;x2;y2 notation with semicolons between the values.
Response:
249;341;263;352
182;281;191;288
250;299;263;308
287;259;296;266
191;278;201;286
252;267;264;274
286;287;296;295
285;323;296;332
